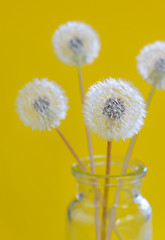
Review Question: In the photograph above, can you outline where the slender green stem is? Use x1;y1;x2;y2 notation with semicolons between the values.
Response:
101;141;112;240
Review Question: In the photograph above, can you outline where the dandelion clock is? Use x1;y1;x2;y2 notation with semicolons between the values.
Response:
52;21;100;66
16;78;86;171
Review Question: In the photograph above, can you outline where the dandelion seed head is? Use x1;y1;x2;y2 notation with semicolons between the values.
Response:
16;78;68;131
83;77;146;141
52;21;100;65
137;41;165;89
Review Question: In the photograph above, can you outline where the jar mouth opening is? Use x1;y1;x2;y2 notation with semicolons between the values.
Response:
72;155;147;182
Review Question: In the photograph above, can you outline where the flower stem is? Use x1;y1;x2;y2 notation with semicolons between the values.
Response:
56;128;86;172
123;80;157;170
77;63;95;174
101;140;112;240
94;191;101;240
77;63;101;240
105;207;116;240
146;80;158;108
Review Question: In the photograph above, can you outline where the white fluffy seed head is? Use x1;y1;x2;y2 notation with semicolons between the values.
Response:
16;78;68;131
83;78;146;141
52;21;100;66
137;41;165;89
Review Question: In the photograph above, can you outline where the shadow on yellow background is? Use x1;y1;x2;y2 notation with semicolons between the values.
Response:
1;0;165;239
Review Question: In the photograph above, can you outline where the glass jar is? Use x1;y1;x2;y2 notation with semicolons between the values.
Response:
66;156;152;240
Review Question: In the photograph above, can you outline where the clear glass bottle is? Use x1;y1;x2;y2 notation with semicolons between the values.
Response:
66;156;152;240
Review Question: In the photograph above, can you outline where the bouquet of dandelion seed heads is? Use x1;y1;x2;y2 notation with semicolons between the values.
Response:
16;20;165;240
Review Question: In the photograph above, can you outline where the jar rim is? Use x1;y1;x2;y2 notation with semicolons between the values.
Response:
72;155;147;182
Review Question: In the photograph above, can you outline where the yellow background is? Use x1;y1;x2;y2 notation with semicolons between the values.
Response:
1;0;165;239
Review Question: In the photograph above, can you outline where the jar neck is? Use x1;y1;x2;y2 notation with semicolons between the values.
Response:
72;156;147;207
76;179;143;207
